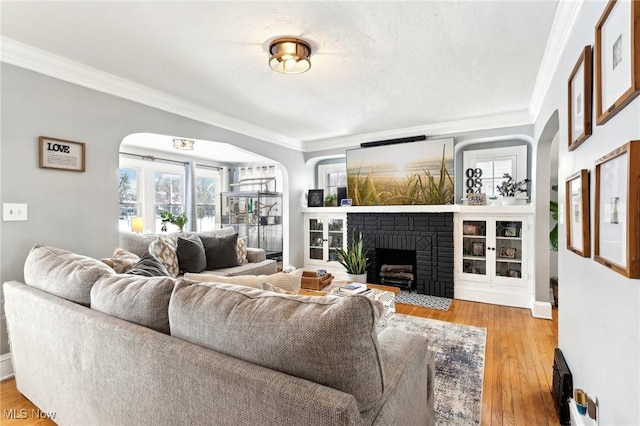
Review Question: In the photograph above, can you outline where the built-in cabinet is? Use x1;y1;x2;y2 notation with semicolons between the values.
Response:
303;212;347;272
455;213;533;308
220;191;283;259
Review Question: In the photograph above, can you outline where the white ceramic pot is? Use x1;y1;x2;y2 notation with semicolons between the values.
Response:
501;196;517;206
346;273;367;283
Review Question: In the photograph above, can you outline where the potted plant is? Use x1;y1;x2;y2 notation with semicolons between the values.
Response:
324;193;338;207
496;173;529;205
160;211;188;232
336;231;369;283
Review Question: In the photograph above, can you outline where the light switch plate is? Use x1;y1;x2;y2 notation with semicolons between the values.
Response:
3;203;28;221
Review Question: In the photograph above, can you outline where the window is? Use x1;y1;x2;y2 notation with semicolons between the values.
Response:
463;146;527;197
154;172;183;232
118;168;140;231
195;175;218;231
318;163;347;197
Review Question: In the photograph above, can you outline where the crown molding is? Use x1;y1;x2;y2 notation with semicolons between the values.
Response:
302;109;534;152
528;0;585;121
0;37;304;151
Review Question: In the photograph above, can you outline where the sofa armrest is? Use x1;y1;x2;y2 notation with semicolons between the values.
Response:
246;247;266;263
366;327;435;426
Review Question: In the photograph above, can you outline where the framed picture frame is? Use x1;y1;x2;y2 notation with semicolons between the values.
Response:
595;0;640;125
463;223;478;236
472;242;484;257
499;247;517;259
39;136;86;172
466;193;487;206
565;169;591;257
307;189;324;207
568;46;593;151
594;141;640;278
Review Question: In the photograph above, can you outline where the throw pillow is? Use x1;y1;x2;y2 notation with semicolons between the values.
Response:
176;235;207;273
200;234;238;270
184;270;302;294
236;236;247;265
91;275;178;334
23;244;115;306
127;252;171;277
101;248;140;273
148;237;179;277
169;281;384;410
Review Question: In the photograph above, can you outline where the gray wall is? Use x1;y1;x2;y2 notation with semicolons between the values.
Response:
533;1;640;423
0;64;307;354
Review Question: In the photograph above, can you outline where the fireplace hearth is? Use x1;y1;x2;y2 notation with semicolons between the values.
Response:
348;212;454;298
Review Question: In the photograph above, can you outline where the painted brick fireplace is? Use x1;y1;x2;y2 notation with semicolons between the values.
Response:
347;212;454;298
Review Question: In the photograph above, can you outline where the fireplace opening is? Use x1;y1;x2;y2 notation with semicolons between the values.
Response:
375;248;416;290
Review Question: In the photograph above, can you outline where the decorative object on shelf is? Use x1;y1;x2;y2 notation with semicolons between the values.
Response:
307;189;324;207
595;0;640;125
574;388;588;416
340;198;352;206
508;269;521;278
324;193;338;207
472;242;484;257
466;193;487;206
565;170;591;257
504;223;518;237
38;136;86;172
268;37;312;74
465;167;483;194
594;140;640;278
567;46;593;151
499;247;517;259
336;230;369;283
160;211;188;232
496;173;529;205
463;224;478;236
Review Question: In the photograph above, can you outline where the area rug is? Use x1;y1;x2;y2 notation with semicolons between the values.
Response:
395;290;453;311
385;314;486;425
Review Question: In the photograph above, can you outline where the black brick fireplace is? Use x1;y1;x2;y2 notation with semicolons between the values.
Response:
347;212;454;298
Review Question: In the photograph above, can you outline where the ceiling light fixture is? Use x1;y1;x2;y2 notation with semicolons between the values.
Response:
172;138;195;150
269;37;311;74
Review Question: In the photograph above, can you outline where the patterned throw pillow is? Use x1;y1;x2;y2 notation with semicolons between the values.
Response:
127;252;171;277
236;236;247;265
148;237;179;277
101;248;140;273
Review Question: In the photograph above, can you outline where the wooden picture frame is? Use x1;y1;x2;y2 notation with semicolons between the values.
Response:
307;189;324;207
568;46;593;151
595;0;640;125
565;169;591;257
39;136;86;172
499;247;517;259
594;141;640;278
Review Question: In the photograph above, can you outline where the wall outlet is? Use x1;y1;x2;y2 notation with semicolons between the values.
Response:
3;203;28;221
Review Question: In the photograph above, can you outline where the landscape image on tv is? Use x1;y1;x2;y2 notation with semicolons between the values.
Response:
346;138;454;206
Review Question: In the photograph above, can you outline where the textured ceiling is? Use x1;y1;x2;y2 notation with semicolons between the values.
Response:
1;1;559;149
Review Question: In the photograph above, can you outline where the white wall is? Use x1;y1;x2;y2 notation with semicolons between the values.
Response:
534;1;640;424
0;64;307;355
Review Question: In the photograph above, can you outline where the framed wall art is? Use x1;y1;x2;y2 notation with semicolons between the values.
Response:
594;141;640;278
568;46;593;151
565;169;590;257
307;189;324;207
39;136;86;172
594;0;640;125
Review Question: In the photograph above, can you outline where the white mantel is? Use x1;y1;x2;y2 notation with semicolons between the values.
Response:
300;204;535;215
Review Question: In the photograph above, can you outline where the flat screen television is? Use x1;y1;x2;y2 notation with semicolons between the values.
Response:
346;138;454;206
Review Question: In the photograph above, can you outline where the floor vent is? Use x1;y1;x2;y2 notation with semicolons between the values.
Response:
552;348;573;425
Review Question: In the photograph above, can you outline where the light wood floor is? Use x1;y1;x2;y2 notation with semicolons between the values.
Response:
0;299;558;426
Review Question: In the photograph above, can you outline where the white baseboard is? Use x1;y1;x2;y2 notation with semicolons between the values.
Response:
1;352;14;380
454;287;532;309
531;301;553;319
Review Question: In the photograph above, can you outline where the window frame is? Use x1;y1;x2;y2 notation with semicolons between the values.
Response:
462;146;527;197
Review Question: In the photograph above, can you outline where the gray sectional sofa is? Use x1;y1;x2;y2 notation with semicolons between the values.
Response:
4;244;435;425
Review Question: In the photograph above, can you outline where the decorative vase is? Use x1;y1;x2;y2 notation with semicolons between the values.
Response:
346;273;367;283
501;196;517;206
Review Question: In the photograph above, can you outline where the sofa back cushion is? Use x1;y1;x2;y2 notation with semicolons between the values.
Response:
91;275;178;334
183;270;302;294
119;227;237;258
23;244;115;306
169;281;384;410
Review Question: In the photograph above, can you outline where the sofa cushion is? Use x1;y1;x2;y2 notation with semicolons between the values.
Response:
101;248;140;274
149;237;179;277
246;247;266;263
169;281;384;410
176;235;207;273
23;244;115;306
183;270;301;294
90;274;177;334
200;234;238;270
237;236;247;265
127;252;171;277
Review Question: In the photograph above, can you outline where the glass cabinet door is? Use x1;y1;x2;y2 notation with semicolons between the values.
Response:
462;220;487;276
327;218;344;262
309;218;324;260
494;220;523;279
